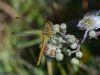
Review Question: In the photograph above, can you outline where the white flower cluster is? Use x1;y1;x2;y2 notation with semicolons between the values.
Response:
69;10;100;65
77;12;100;30
42;10;100;65
44;23;67;61
77;10;100;39
43;23;83;64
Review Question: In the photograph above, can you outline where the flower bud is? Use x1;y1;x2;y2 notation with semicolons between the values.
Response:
58;37;66;43
89;30;97;38
71;58;79;65
66;35;77;44
66;49;71;56
60;23;67;30
70;43;77;49
53;24;60;33
56;48;61;53
76;51;83;58
56;53;64;61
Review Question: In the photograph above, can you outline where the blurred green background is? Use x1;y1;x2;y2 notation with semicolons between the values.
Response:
0;0;100;75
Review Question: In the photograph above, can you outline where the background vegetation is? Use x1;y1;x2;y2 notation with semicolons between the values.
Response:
0;0;100;75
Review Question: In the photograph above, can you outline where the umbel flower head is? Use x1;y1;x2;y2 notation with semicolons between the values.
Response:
77;11;100;31
77;10;100;43
37;20;85;66
42;22;80;62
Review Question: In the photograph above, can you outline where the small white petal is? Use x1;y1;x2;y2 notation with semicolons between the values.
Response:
93;16;100;29
47;44;57;50
77;20;83;28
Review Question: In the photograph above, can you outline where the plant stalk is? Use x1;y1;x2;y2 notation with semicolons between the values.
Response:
47;61;53;75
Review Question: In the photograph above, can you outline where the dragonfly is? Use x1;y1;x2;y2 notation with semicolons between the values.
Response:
37;21;54;66
14;17;54;65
